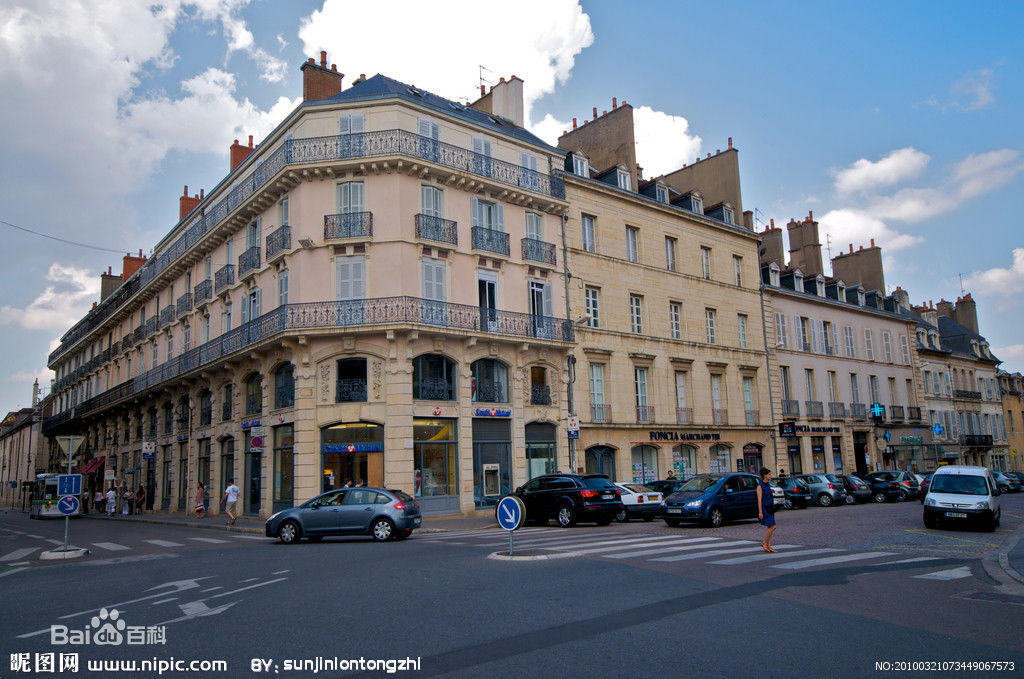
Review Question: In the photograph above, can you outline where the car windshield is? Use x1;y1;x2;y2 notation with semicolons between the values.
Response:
678;476;721;492
582;476;616;490
825;475;841;483
624;484;650;494
390;490;414;503
930;474;989;495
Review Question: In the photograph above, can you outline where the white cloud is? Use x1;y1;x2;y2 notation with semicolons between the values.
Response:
992;344;1024;362
6;368;52;385
949;68;994;111
0;264;99;331
632;106;702;178
818;209;924;262
833;147;930;195
964;248;1024;298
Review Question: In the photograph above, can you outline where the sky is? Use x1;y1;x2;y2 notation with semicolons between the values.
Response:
0;0;1022;411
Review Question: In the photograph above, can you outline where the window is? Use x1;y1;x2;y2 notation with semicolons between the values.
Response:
710;374;723;411
665;237;677;271
887;377;897;405
850;374;860;403
183;324;190;352
864;328;874;360
899;334;910;364
669;303;681;340
905;378;915;407
775;312;788;348
733;256;743;286
245;373;263;415
241;287;261;324
700;247;711;279
675;371;687;409
589;364;605;405
634;367;649;407
336;358;367;402
336;255;366;300
202;314;210;343
152;341;158;367
629;295;643;334
656;185;668;203
525;212;543;241
337;181;364;214
799;318;811;352
166;332;173;359
279;196;289;227
413;354;456;400
705;308;716;344
804;369;816;400
471;197;503;231
844;326;855;358
274;363;295;409
572;154;589;177
278;269;289;306
421;185;443;218
723;206;735;224
422;257;446;302
625;226;639;262
581;214;596;252
738;314;748;348
471;359;509;403
584;286;600;328
338;113;364;134
743;376;755;415
827;371;838;402
616;169;631;191
882;331;893;362
869;375;880;404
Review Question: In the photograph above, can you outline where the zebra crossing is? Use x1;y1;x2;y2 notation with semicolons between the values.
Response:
415;527;975;579
0;534;252;564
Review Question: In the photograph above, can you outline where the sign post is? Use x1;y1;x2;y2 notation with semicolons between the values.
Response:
55;436;84;553
496;495;525;555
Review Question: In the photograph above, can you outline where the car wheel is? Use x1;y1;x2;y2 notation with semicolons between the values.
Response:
706;507;724;528
642;515;656;522
818;493;833;507
615;509;628;522
998;485;1009;494
873;491;886;503
995;509;1001;528
278;520;301;545
664;519;681;527
923;514;937;529
371;517;395;541
896;491;908;502
984;513;998;533
844;494;855;505
783;498;793;510
556;503;576;528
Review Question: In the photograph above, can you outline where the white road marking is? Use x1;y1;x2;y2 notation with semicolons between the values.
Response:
885;557;942;565
271;570;290;575
188;537;228;544
710;548;841;565
477;532;601;547
652;545;796;563
1;548;40;561
559;537;717;556
145;540;184;547
228;534;269;541
771;552;896;570
0;567;28;578
151;598;178;605
913;566;973;580
9;561;30;566
238;578;259;583
201;587;223;593
92;542;131;551
536;535;688;551
27;534;45;539
208;578;287;600
606;539;745;560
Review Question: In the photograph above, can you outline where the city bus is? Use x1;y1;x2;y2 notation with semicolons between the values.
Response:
28;474;81;519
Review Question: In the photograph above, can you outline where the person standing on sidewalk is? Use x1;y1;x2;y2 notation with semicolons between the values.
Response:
105;486;117;517
122;486;132;515
95;489;105;515
223;478;239;525
135;485;146;515
195;482;206;519
756;467;777;553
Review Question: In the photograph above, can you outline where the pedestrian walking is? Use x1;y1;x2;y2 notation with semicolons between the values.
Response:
223;478;239;525
122;486;132;515
756;467;777;552
135;485;146;515
105;487;116;517
95;489;105;514
195;482;206;519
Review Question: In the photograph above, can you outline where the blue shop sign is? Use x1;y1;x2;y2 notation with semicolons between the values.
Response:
474;408;511;417
242;419;261;430
322;442;385;454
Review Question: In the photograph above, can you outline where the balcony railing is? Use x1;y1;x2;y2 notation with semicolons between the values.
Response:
176;293;192;319
745;410;759;426
214;265;234;294
851;403;867;419
907;406;922;421
144;317;157;336
324;212;373;240
245;393;262;416
782;400;800;417
591;404;611;423
471;227;510;256
676;408;693;425
275;384;295;409
530;385;551;406
805;401;824;418
829;402;847;418
889;405;905;421
713;409;729;425
238;246;261;277
417;378;454;401
521;238;556;266
266;225;291;260
336;379;368;403
961;434;993;447
636;405;654;424
954;390;982;400
415;214;458;246
199;403;212;427
474;380;507;403
194;279;212;304
159;305;175;328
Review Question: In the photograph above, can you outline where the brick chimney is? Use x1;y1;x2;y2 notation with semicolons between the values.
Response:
469;75;525;127
230;135;254;172
953;293;979;334
935;298;954;319
830;240;885;293
100;266;121;302
122;250;147;279
179;185;201;220
300;51;343;102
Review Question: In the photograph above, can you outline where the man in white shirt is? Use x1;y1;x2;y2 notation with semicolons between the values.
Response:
223;478;240;525
105;487;117;517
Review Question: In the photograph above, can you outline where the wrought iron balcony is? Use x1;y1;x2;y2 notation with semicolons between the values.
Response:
521;238;556;266
194;279;212;304
530;385;551;406
176;293;192;319
199;403;212;427
474;380;508;403
829;402;847;418
472;227;510;256
274;383;295;409
214;265;234;294
889;405;905;421
245;393;262;416
238;246;261;277
121;333;135;350
591;404;611;423
221;400;232;422
676;408;693;425
417;378;454;401
782;399;800;417
324;212;373;240
961;434;993;447
636;405;654;424
745;409;759;426
266;225;291;260
415;214;458;246
713;409;729;425
144;317;157;336
907;406;922;421
851;403;867;419
805;401;824;418
954;389;982;400
336;378;367;403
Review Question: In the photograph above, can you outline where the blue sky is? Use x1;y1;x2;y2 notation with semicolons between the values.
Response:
0;0;1021;411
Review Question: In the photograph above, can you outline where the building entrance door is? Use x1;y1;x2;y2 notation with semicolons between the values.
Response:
245;451;261;516
854;432;869;475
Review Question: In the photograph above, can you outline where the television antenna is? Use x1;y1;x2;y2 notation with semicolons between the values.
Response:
753;207;768;230
956;272;967;295
825;233;834;261
478;65;495;93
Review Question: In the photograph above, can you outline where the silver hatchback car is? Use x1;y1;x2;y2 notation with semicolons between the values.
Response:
795;474;848;507
265;487;422;543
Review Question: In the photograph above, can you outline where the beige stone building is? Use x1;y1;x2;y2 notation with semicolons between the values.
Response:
558;103;774;482
44;54;575;518
0;382;48;507
997;370;1024;472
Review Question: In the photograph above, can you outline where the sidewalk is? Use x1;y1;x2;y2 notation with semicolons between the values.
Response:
1002;529;1024;585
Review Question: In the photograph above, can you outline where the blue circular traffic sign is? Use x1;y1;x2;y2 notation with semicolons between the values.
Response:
496;495;525;531
57;495;79;515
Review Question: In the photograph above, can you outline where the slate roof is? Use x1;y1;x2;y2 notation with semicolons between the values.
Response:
937;316;1000;363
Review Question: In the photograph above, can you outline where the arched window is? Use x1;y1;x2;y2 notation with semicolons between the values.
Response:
672;444;696;477
199;390;213;426
630;444;658;484
414;354;455;400
585;446;615;478
336;358;367;402
274;364;295;409
529;366;551;405
245;373;263;415
471;359;508;403
709;444;732;474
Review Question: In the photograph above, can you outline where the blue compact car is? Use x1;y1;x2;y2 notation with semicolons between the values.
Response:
659;473;763;528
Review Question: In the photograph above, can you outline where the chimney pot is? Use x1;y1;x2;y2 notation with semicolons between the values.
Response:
728;137;733;149
849;244;853;253
320;50;327;67
183;185;188;196
706;153;711;159
233;139;239;145
602;110;607;116
248;135;253;148
859;245;863;251
200;188;204;199
331;64;337;71
808;210;813;220
572;117;577;129
139;249;142;257
499;76;504;82
307;58;314;64
592;107;597;119
770;218;775;228
621;100;626;105
480;84;485;96
612;97;617;108
716;149;721;154
870;238;875;247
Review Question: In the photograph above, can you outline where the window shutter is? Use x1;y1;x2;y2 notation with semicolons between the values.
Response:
351;182;364;213
495;203;504;231
241;296;249;324
337;258;350;300
542;282;553;317
352;256;365;299
252;288;261;318
338;183;349;212
471;197;481;228
339;115;349;135
351;114;364;133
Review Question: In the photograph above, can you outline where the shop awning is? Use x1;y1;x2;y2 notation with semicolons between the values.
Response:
81;457;106;474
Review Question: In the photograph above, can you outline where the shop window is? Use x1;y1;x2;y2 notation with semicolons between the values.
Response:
414;354;455;400
471;359;508;403
525;422;557;479
413;419;457;500
631;445;658;483
530;366;551;405
709;444;732;474
336;358;368;402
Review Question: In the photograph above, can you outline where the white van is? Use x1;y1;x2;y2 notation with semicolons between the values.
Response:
923;465;1001;531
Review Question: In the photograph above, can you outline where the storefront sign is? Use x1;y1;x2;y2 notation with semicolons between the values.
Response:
901;436;924;444
474;408;511;417
567;415;580;440
322;442;384;454
176;434;188;442
648;431;721;442
778;423;840;436
241;419;261;430
250;426;266;438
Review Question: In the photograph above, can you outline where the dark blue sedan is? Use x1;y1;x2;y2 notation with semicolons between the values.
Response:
659;473;763;528
265;487;422;543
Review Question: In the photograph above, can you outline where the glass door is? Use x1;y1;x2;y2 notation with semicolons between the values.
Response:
478;271;498;332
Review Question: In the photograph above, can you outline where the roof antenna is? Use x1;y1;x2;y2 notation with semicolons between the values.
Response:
753;207;768;230
825;232;833;262
956;272;967;295
478;65;495;95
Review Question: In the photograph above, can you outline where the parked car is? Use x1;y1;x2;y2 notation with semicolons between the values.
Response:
795;474;848;507
266;487;421;544
613;483;663;522
1005;471;1024;487
645;478;688;498
659;473;762;527
923;465;1001;531
508;474;623;527
993;471;1022;494
769;482;785;508
916;472;934;503
863;471;918;502
837;475;872;504
773;477;812;509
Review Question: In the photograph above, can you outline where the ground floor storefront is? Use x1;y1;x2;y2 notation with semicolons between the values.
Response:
776;419;936;476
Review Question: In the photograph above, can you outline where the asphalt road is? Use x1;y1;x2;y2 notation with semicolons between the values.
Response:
1;494;1023;679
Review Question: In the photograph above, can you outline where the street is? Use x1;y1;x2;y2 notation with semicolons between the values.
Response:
2;495;1023;678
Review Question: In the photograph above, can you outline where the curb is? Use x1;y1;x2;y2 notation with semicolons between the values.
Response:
40;547;90;560
487;550;580;562
78;512;264;535
997;528;1024;586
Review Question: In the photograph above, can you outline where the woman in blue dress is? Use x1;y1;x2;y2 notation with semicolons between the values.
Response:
756;467;777;552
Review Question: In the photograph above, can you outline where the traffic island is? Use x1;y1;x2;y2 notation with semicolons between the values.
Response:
488;549;579;561
40;547;90;560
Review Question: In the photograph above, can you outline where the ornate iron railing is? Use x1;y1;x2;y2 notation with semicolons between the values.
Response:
274;383;295;409
474;380;508;403
266;226;291;260
907;406;922;421
713;408;729;425
245;392;262;416
416;378;454;401
415;214;458;245
745;410;759;426
805;401;824;418
954;390;982;400
636;406;654;424
199;402;212;427
214;265;235;294
324;212;373;240
521;238;556;266
176;293;192;319
961;434;993;447
889;405;905;420
829;402;847;418
676;408;693;425
144;317;157;336
471;227;509;256
336;379;367;403
781;399;800;417
850;403;867;419
591;404;611;423
194;279;212;304
530;385;551;406
238;246;261;277
222;398;232;422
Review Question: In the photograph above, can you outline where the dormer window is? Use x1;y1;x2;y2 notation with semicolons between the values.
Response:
815;278;825;297
837;283;846;300
928;331;939;349
857;290;865;306
723;204;735;224
693;194;703;214
572;154;588;177
769;264;780;287
616;169;631;191
982;343;993;358
793;272;804;291
970;340;981;357
656;185;668;203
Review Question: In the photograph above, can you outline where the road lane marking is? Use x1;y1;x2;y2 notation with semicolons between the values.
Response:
874;545;986;555
208;578;287;600
1;548;40;561
188;537;228;544
771;552;896;570
477;532;619;547
0;567;28;578
710;548;841;565
914;566;973;580
201;587;223;592
271;570;290;575
902;530;998;547
151;598;177;605
652;545;798;562
238;578;259;583
560;537;721;556
92;542;131;551
228;534;269;540
884;557;943;565
145;540;184;548
605;539;743;560
535;536;690;551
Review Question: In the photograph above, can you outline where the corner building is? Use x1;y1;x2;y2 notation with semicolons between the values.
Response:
43;54;574;518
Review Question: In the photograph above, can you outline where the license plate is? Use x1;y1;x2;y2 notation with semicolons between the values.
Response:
601;493;614;499
648;495;659;501
413;518;421;526
945;512;967;518
667;508;682;514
